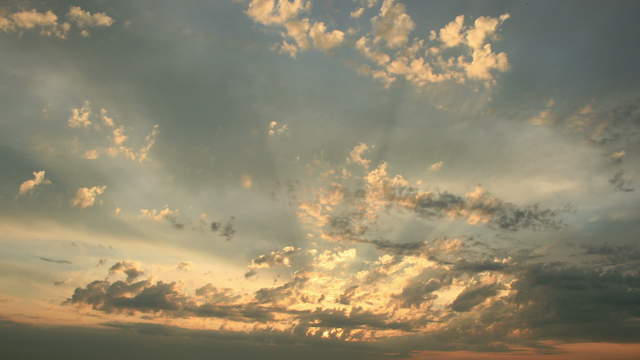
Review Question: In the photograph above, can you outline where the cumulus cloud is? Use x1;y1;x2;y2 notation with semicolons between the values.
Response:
242;1;510;88
0;6;113;39
18;170;51;195
245;0;344;57
371;0;415;49
68;102;160;163
348;143;372;168
71;185;107;208
68;101;92;128
299;151;564;250
66;6;114;37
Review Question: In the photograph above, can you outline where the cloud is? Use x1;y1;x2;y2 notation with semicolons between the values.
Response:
72;185;107;208
82;149;99;160
246;246;299;277
429;161;444;171
68;101;92;128
245;0;344;57
210;217;236;241
176;261;193;272
608;150;625;163
68;102;160;163
450;283;499;312
308;22;345;50
371;0;415;49
241;1;510;88
348;143;372;168
299;150;564;249
0;9;69;39
39;257;72;265
109;261;144;282
268;121;289;136
66;6;114;37
0;6;113;39
350;8;365;19
358;9;510;88
18;170;51;195
140;206;184;229
609;169;634;192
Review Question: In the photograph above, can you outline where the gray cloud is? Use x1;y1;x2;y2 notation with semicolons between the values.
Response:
39;257;72;264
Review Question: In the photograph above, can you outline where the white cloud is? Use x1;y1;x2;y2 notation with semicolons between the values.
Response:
82;149;99;160
67;6;114;29
350;8;365;19
371;0;415;49
246;0;310;26
429;161;444;171
18;170;51;195
309;21;345;50
68;101;92;128
69;102;159;163
439;15;465;47
348;143;371;168
245;0;344;57
140;206;179;222
72;185;106;208
0;6;113;39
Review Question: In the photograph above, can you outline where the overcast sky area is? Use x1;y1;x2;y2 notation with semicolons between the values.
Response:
1;1;640;359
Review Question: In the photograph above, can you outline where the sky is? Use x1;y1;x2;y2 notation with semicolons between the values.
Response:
1;0;640;359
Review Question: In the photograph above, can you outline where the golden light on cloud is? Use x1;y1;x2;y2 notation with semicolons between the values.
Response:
2;1;640;359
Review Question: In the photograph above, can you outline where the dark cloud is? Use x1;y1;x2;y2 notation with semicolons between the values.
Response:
450;283;501;312
510;263;640;342
211;217;236;241
109;261;144;282
39;257;72;264
609;169;635;192
0;320;390;360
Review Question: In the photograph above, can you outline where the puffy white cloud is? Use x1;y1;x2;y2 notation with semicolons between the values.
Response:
371;0;415;49
245;0;344;57
67;6;114;29
309;21;345;50
0;6;113;39
246;0;310;26
348;143;371;168
68;101;92;128
18;170;51;195
439;15;465;47
71;185;106;208
355;36;390;66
